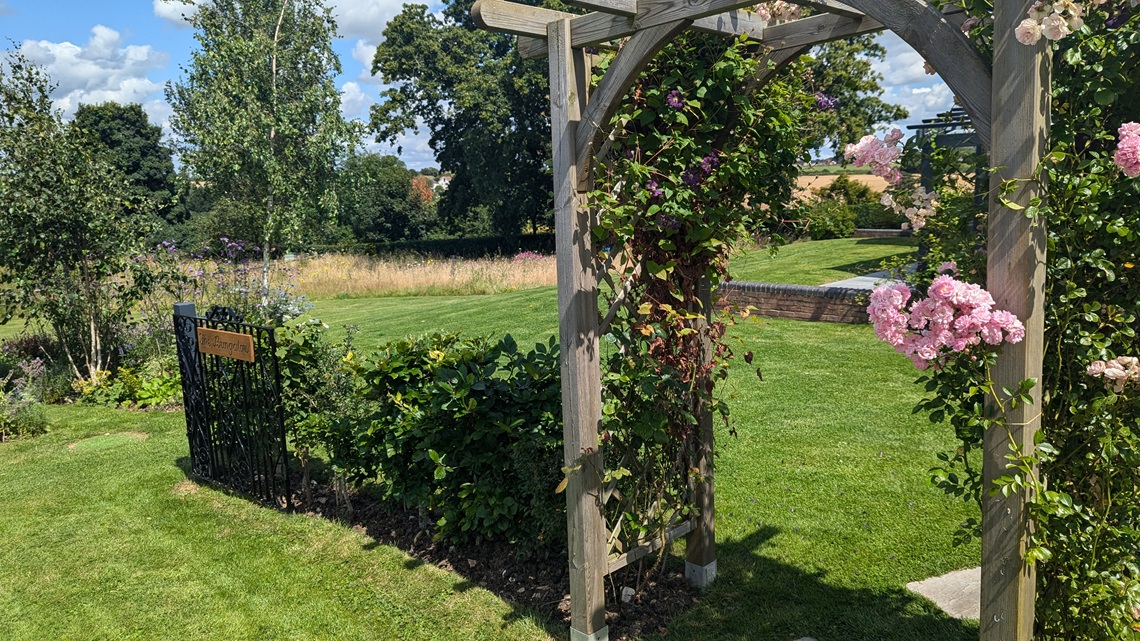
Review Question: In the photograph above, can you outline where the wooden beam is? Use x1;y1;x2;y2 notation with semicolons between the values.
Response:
839;0;992;150
570;0;761;47
981;0;1049;638
471;0;573;39
761;11;883;50
549;17;609;641
782;0;865;19
517;35;547;59
691;10;766;40
564;0;637;17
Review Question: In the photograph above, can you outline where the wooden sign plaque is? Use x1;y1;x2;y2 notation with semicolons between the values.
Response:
197;327;256;363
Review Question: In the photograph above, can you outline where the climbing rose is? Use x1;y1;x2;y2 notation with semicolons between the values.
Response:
845;131;903;185
1016;18;1044;44
1088;356;1140;393
1114;122;1140;178
869;278;1024;370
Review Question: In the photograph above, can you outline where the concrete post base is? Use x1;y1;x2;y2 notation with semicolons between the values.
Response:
685;559;717;590
570;625;609;641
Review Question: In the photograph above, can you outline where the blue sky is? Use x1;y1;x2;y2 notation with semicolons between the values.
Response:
0;1;953;169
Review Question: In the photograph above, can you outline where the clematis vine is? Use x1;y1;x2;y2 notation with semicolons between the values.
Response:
868;275;1025;371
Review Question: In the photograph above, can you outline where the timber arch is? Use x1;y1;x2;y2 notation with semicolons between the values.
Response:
472;2;1048;640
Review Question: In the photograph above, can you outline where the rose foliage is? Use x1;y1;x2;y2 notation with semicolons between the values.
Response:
873;4;1140;636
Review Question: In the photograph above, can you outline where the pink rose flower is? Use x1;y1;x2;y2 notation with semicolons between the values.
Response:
1016;18;1044;45
1040;13;1071;40
1087;360;1107;376
1114;128;1140;178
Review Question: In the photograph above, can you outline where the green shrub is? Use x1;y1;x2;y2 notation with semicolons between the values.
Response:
276;320;362;508
807;201;856;240
0;358;49;441
353;332;564;552
813;172;878;205
851;201;904;229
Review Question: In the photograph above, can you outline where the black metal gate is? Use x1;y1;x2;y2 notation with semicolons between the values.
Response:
174;303;291;508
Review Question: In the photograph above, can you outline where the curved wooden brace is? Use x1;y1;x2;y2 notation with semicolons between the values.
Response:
573;19;692;180
838;0;993;150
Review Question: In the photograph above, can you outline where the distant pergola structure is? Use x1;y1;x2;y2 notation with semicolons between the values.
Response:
472;0;1048;639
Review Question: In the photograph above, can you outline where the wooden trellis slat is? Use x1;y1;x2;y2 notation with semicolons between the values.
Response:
607;520;694;574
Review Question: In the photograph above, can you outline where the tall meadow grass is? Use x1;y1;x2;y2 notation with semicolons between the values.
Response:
292;253;557;300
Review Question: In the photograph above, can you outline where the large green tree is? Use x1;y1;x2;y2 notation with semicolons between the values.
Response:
337;153;433;244
166;0;356;290
0;51;158;381
369;0;551;237
806;36;909;154
71;102;177;226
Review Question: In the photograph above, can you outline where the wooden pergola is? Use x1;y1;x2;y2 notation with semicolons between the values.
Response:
473;0;1048;639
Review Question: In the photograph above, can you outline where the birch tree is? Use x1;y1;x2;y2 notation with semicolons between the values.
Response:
166;0;355;294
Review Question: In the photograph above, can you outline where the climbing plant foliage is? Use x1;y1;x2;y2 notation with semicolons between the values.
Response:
880;5;1140;636
586;33;809;561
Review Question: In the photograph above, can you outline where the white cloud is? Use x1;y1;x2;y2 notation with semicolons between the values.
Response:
873;32;936;88
340;80;372;121
350;39;385;84
153;0;197;27
19;26;170;119
329;0;406;40
880;82;956;135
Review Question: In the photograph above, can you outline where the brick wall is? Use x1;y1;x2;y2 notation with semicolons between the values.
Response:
717;281;870;324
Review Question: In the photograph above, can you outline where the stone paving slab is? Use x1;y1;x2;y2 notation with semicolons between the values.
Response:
906;566;981;620
819;270;901;290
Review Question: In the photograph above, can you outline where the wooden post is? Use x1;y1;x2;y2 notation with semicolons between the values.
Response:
686;278;716;588
550;18;609;641
982;1;1050;638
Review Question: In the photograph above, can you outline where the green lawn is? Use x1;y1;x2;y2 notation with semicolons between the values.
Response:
730;237;917;286
1;288;979;640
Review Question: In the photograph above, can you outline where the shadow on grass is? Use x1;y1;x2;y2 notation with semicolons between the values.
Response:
852;237;918;247
658;526;976;641
172;456;972;640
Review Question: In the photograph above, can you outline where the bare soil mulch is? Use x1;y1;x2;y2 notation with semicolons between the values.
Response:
299;481;701;640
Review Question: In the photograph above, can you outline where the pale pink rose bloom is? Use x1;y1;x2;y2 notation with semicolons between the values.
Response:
1004;319;1026;343
1016;18;1044;45
938;261;958;274
1041;13;1071;40
961;16;981;31
872;146;900;167
883;167;903;185
1055;0;1080;16
928;275;958;300
1067;15;1084;30
884;128;905;146
1087;360;1107;376
1119;122;1140;138
881;193;896;208
755;6;771;20
923;61;936;75
1028;1;1051;20
1114;134;1140;178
